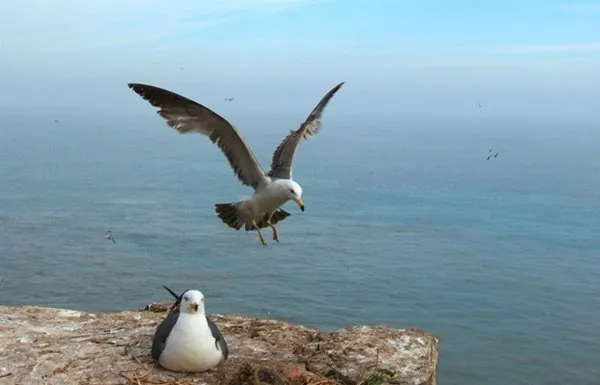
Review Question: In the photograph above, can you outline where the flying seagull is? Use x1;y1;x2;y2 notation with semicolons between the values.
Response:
152;285;228;372
105;230;115;243
0;277;4;288
487;150;500;160
224;97;234;102
127;81;345;246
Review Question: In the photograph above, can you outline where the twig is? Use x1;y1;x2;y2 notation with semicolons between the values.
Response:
306;372;344;385
309;380;343;385
120;372;135;384
355;346;383;385
53;358;76;375
89;338;129;346
131;352;149;371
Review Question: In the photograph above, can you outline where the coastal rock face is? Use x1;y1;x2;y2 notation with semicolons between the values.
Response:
0;304;439;385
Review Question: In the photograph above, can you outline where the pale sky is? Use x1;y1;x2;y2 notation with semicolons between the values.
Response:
1;0;600;119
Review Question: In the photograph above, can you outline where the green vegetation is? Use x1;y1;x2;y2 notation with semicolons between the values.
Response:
361;371;394;385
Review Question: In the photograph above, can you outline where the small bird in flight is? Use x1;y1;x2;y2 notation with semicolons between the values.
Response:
224;97;234;102
105;230;116;243
487;149;500;160
0;277;5;288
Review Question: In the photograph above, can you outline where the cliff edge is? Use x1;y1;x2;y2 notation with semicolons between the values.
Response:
0;303;439;385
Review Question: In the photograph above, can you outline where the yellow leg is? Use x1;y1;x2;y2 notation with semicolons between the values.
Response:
252;219;267;246
266;212;279;242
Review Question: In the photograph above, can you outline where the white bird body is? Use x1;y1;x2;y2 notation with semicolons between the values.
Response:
158;312;223;372
239;178;302;221
152;288;228;373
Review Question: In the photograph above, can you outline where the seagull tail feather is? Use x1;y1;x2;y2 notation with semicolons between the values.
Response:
215;202;245;230
215;202;291;231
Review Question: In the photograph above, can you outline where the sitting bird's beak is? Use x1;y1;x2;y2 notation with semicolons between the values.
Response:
189;303;199;312
295;197;305;212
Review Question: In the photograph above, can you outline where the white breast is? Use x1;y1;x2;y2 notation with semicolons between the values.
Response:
249;182;290;214
158;314;223;372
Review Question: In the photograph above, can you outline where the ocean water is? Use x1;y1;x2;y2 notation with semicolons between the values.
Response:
1;110;599;385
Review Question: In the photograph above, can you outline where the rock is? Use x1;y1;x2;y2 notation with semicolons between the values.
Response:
0;304;439;385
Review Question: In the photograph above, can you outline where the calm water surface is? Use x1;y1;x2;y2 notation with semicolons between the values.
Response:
1;112;599;385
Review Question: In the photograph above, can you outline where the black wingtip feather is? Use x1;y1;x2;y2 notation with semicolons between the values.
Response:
127;83;143;92
162;285;179;300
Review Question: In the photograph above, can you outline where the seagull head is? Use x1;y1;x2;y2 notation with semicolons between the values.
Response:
283;180;304;211
180;290;205;315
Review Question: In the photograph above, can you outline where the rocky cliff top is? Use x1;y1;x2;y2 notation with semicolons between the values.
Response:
0;303;439;385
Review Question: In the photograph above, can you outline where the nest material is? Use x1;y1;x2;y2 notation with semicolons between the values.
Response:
114;358;383;385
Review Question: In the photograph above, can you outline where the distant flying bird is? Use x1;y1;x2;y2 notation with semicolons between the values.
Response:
127;81;344;246
476;103;482;108
224;97;234;102
105;230;116;243
487;151;500;161
54;119;59;124
0;277;4;288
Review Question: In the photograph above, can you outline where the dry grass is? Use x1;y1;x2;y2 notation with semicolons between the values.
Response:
110;348;393;385
87;339;385;385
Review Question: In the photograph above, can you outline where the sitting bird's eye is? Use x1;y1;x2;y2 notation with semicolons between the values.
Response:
289;188;295;194
183;296;189;301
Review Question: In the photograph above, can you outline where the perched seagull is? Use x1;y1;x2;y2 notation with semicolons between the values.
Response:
152;285;228;372
224;97;234;102
127;81;344;246
105;230;116;243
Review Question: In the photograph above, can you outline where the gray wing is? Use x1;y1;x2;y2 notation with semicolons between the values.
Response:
151;309;179;361
207;316;228;360
128;83;269;190
267;81;345;179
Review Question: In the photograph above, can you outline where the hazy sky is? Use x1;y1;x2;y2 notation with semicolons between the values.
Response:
1;0;600;119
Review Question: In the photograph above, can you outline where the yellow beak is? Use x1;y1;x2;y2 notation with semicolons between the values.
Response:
295;197;305;211
190;303;199;312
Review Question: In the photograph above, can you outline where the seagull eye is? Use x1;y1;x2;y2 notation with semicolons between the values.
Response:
289;188;295;194
183;296;189;301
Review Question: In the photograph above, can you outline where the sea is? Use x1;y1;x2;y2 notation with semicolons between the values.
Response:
1;110;599;385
